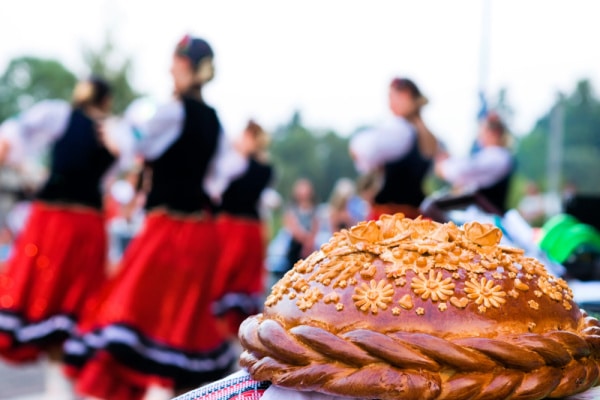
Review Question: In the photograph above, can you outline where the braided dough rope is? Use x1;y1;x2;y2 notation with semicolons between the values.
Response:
241;216;600;399
240;314;600;400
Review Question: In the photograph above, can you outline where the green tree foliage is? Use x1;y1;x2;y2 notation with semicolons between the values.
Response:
0;57;77;122
270;111;357;205
516;79;600;194
0;33;141;121
81;32;141;114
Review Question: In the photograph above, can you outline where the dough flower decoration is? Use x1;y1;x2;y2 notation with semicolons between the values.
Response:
352;279;394;314
464;277;507;308
463;221;502;247
411;270;455;301
346;221;380;245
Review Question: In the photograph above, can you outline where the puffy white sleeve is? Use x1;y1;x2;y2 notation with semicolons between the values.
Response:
119;97;185;161
439;146;513;189
0;100;71;165
204;134;247;203
349;117;415;174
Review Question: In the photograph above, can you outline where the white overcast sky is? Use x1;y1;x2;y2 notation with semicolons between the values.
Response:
1;0;599;155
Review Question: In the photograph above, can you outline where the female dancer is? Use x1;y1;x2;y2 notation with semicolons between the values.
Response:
350;77;439;219
434;112;513;214
64;35;237;400
0;77;115;393
211;120;274;338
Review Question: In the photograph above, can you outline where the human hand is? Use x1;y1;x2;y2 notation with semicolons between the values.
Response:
435;151;449;162
0;138;10;165
434;157;448;179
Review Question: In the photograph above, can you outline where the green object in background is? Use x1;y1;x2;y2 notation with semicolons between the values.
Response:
550;224;600;263
539;214;600;263
539;214;579;254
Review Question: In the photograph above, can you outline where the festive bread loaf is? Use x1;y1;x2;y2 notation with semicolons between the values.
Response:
240;214;600;400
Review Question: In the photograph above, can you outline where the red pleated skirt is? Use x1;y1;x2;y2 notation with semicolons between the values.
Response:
0;202;108;363
211;215;266;337
66;211;235;400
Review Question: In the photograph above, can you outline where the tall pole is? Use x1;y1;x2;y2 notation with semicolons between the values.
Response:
472;0;491;155
478;0;491;97
547;98;565;217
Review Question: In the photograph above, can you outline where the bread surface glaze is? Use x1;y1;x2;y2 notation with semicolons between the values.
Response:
240;214;600;400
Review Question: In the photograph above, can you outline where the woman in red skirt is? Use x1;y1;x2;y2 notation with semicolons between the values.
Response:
211;120;274;338
64;35;238;400
0;77;116;390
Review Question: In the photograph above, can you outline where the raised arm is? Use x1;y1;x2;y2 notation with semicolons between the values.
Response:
409;113;439;159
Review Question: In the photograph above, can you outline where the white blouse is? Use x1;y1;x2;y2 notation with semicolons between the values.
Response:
0;97;245;202
117;97;245;202
349;116;416;174
0;100;71;165
438;146;513;190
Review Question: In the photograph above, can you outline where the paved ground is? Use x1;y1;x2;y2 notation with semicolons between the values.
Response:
0;342;244;400
0;360;45;400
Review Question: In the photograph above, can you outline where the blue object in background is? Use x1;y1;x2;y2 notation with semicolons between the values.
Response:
0;244;11;262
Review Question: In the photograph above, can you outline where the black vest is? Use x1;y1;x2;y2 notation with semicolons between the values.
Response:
374;136;432;208
36;108;115;209
219;158;273;220
478;165;513;214
144;98;220;214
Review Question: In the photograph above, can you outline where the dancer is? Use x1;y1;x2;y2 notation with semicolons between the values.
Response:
434;112;513;213
64;35;237;400
350;77;439;219
211;120;274;338
0;77;116;395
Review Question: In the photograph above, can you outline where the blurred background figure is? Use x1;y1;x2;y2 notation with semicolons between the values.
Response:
327;177;358;232
517;181;552;226
268;178;319;284
314;177;361;247
0;76;117;398
0;227;12;265
434;111;513;214
284;178;319;269
103;156;147;271
211;119;274;340
0;159;46;254
63;35;237;400
350;172;380;222
349;77;439;220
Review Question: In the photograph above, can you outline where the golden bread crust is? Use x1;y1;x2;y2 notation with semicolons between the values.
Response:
240;214;600;399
